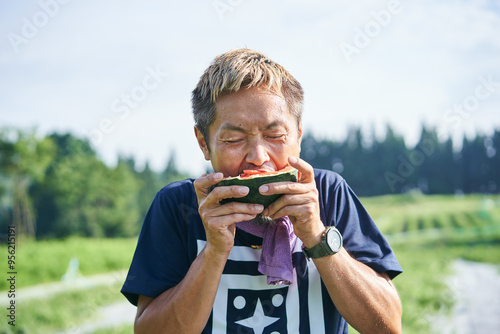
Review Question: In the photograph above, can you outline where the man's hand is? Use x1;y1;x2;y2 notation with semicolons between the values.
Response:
259;157;325;248
194;172;264;256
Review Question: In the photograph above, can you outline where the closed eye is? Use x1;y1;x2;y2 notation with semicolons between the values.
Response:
224;139;243;144
266;134;286;140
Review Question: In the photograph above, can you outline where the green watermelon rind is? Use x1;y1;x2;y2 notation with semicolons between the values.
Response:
209;168;299;207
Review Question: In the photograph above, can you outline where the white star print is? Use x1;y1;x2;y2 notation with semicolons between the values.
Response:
235;297;280;334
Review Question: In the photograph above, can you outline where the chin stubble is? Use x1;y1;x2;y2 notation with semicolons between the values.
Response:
251;213;275;226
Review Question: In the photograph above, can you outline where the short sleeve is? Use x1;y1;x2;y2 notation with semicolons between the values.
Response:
315;170;403;279
121;179;203;306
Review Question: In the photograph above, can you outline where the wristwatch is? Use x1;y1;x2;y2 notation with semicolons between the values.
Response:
302;226;343;260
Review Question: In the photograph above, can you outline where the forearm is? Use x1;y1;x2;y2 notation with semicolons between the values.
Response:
313;248;402;334
134;246;228;333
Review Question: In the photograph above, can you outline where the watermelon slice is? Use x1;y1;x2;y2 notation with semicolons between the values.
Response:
209;166;299;207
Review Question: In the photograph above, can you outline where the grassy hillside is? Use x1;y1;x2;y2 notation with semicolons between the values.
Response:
360;193;500;333
362;192;500;239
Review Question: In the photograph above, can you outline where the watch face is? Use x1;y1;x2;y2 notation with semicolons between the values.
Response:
326;228;342;252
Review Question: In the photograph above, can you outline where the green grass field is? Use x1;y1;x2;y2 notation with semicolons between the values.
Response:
360;193;500;334
1;193;499;333
0;237;137;290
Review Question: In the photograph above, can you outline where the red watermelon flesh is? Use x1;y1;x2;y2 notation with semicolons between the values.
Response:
210;165;299;207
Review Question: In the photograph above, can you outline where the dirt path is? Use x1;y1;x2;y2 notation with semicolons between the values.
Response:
57;301;136;334
1;270;136;333
431;259;500;333
1;270;128;304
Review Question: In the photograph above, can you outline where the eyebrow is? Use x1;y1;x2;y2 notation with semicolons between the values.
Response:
220;121;285;133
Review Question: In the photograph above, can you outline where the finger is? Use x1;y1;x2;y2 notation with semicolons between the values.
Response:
259;181;309;196
263;191;316;218
194;172;224;197
267;202;317;222
266;203;300;221
205;212;262;228
206;201;264;218
202;202;264;229
200;198;264;226
208;185;252;204
288;156;315;183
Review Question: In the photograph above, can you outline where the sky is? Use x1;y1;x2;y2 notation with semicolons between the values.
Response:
1;0;499;176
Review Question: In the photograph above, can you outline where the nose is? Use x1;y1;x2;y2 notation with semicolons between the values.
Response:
245;141;270;167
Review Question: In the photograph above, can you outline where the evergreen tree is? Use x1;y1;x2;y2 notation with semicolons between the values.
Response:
160;149;191;186
488;130;500;193
458;135;490;193
411;126;456;194
377;125;408;195
136;161;161;220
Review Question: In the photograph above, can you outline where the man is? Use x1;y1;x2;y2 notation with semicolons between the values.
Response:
121;48;403;333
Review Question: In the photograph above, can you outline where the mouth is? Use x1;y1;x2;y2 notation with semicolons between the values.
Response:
238;165;275;176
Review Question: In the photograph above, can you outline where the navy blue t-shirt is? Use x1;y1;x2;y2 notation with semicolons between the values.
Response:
121;169;402;333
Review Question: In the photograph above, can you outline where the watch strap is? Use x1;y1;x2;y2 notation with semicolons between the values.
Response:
302;226;339;260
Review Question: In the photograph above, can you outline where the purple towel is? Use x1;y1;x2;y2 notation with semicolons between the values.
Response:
237;216;297;285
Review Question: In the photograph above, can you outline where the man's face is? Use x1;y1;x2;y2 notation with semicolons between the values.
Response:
196;86;302;177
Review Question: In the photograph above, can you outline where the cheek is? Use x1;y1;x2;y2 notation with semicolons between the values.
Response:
282;136;301;153
213;146;245;166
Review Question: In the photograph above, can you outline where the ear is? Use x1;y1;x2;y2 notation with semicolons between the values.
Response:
194;126;211;161
297;121;303;153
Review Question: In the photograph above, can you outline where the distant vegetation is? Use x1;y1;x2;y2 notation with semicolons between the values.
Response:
0;128;190;239
362;192;500;239
0;125;499;239
0;237;136;290
301;125;499;196
361;193;500;334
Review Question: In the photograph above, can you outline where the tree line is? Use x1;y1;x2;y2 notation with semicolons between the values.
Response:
0;128;189;240
0;125;498;239
300;125;499;197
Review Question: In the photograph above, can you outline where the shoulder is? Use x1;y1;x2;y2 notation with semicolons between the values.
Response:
150;178;198;218
156;178;196;203
144;178;200;232
313;169;356;224
313;168;346;193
